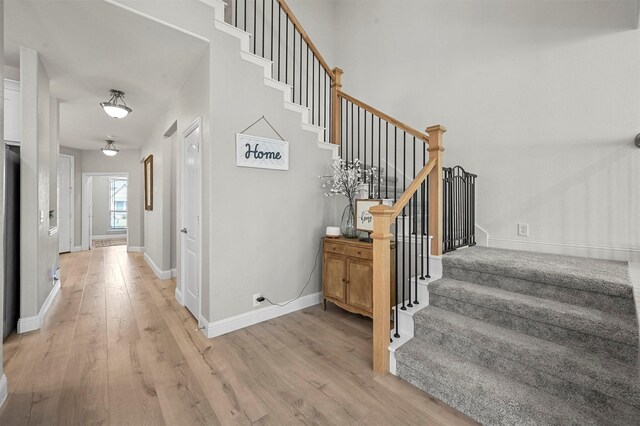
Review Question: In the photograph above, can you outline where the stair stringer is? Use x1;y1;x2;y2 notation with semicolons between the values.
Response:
389;258;442;375
210;5;337;155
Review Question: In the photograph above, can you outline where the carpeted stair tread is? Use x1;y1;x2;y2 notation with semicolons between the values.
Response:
430;278;639;347
414;306;640;409
443;246;633;298
444;265;636;316
396;339;603;425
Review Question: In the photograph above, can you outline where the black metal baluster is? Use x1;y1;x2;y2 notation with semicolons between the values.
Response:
277;6;281;80
377;117;381;199
299;36;302;106
262;0;265;57
394;126;402;321
253;0;257;53
351;102;354;161
344;99;348;161
400;128;406;311
317;61;321;125
385;123;389;199
235;0;238;26
363;112;367;184
420;141;426;280
312;58;315;125
324;72;327;143
292;30;295;101
426;174;430;278
285;17;289;84
270;0;273;60
244;0;247;30
357;106;360;160
306;45;309;107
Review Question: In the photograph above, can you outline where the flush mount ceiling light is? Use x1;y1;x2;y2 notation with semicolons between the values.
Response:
100;89;132;119
101;139;120;156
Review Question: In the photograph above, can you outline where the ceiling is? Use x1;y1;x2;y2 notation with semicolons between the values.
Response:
4;0;208;151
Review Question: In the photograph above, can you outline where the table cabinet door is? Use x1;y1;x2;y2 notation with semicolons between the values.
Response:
347;259;373;312
323;253;346;302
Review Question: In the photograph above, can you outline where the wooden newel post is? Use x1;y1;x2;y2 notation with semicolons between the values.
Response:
370;204;394;374
426;125;446;256
331;67;343;146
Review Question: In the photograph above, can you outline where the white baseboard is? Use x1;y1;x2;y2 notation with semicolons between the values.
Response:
475;224;489;247
202;291;323;338
18;279;61;334
91;234;125;241
144;253;172;280
70;245;83;253
171;268;177;278
0;374;7;408
489;238;640;263
127;246;144;253
175;287;184;306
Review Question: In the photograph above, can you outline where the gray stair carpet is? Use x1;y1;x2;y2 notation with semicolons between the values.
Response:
396;246;640;425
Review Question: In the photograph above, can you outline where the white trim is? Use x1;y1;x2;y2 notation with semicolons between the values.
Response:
171;268;177;278
175;287;184;306
17;279;61;333
71;245;83;253
475;224;489;247
144;252;172;280
91;234;126;241
201;292;323;338
181;117;204;329
127;246;144;253
488;238;640;263
59;153;75;253
0;374;7;408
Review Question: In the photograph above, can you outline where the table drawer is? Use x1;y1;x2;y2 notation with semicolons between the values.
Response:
346;246;372;260
324;240;346;255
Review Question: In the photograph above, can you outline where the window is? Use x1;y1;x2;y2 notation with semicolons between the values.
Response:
109;178;127;230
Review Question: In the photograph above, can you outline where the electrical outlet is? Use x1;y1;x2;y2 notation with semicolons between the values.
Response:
253;293;262;307
518;223;529;237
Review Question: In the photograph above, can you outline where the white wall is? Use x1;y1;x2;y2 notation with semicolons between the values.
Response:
59;146;83;247
19;47;59;320
332;0;640;261
91;176;127;237
288;0;336;67
82;150;143;249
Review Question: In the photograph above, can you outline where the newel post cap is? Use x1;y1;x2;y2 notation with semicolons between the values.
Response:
332;67;344;86
426;124;447;134
426;124;446;152
369;204;394;216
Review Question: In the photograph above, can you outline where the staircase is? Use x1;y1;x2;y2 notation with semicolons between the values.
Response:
395;246;640;425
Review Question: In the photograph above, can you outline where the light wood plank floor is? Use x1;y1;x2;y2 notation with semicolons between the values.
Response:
1;246;476;425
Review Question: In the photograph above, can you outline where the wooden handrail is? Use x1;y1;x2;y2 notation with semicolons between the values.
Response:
390;158;437;221
277;0;335;79
338;91;429;143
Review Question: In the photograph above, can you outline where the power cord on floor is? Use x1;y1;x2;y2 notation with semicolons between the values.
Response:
257;239;323;307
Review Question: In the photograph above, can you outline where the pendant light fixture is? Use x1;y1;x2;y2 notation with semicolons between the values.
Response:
101;139;120;156
100;89;132;119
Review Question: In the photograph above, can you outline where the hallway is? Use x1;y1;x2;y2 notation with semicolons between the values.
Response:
0;246;474;425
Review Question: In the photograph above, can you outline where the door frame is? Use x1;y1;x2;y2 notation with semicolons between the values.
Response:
59;153;74;252
180;117;203;329
81;172;129;251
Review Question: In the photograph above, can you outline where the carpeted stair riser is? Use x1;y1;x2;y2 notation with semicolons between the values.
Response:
430;280;638;347
430;293;638;365
415;328;640;423
396;341;603;426
444;266;636;316
442;248;633;299
414;308;640;409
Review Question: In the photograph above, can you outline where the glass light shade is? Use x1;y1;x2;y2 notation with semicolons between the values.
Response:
101;140;119;156
100;102;132;119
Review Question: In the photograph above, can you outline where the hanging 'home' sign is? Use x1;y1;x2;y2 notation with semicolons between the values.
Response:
236;134;289;171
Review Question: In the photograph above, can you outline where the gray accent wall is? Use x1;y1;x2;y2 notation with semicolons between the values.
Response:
331;0;640;261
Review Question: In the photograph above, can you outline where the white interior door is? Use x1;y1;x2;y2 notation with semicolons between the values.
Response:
58;156;72;253
182;118;202;320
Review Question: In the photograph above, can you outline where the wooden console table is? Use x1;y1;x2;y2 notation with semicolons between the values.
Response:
322;237;396;318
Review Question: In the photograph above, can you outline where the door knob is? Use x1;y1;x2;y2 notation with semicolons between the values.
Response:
181;228;188;234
